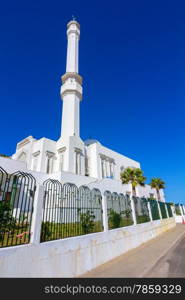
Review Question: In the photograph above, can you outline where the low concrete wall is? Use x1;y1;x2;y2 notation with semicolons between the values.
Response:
175;215;184;223
0;218;175;278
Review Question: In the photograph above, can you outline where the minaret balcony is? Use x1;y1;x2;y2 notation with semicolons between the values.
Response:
60;79;82;100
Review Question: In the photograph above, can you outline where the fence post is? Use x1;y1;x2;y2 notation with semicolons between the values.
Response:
165;203;169;218
157;201;162;220
147;200;153;222
171;204;175;217
102;194;108;232
183;205;185;215
130;196;137;225
30;184;44;244
179;204;183;217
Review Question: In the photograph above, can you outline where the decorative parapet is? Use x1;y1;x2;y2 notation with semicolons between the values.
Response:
16;136;35;150
61;72;83;85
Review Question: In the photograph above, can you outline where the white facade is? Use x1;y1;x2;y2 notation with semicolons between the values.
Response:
9;19;165;201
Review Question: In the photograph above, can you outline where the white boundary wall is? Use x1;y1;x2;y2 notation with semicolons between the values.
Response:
0;218;175;278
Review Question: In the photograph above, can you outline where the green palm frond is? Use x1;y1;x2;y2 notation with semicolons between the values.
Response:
120;167;146;189
149;178;165;190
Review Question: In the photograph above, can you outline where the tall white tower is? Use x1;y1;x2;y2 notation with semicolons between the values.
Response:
57;19;85;175
60;19;83;138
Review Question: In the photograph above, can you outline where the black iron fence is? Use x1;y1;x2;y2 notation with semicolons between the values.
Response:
105;191;133;229
148;199;160;220
166;203;173;217
159;202;167;219
0;167;36;248
175;204;181;216
0;165;181;248
180;204;185;215
133;196;150;224
41;179;103;242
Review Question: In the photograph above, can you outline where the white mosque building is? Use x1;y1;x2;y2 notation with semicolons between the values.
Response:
2;19;165;201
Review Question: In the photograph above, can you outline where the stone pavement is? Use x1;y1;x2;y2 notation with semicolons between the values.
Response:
81;224;185;278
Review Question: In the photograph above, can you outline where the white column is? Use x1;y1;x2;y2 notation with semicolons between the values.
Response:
30;185;44;244
165;203;169;218
78;152;81;175
112;162;115;178
101;158;104;178
105;159;108;177
107;160;110;177
147;201;153;221
157;201;162;219
109;162;112;177
179;204;183;216
103;160;106;178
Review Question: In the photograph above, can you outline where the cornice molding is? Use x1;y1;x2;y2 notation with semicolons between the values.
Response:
57;147;66;153
32;151;40;157
45;151;55;158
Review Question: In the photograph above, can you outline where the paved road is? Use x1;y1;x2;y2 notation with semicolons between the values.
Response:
82;224;185;278
145;233;185;277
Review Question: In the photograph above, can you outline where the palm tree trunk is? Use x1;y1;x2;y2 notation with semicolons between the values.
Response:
156;189;161;201
132;186;137;197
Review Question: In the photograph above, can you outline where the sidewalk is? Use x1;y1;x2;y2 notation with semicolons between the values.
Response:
81;224;185;278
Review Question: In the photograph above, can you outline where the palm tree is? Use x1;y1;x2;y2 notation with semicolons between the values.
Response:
120;167;146;196
149;178;165;201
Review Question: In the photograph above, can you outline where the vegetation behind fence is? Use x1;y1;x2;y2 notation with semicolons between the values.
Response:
105;191;133;229
41;180;103;242
0;167;36;248
133;196;150;224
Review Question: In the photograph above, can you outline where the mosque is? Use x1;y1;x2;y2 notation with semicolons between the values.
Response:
6;19;164;200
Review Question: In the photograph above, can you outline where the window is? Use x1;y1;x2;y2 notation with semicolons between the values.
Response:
85;156;89;176
46;151;55;174
57;147;66;172
100;155;115;179
18;152;26;163
46;157;53;174
60;154;64;171
101;159;105;178
33;156;38;171
75;149;82;175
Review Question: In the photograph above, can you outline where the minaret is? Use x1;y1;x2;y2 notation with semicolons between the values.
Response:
60;19;83;138
57;19;85;175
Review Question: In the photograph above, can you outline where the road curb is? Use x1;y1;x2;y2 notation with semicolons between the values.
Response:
141;225;185;278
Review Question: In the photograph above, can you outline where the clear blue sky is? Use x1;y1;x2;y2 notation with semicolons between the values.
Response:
0;0;184;203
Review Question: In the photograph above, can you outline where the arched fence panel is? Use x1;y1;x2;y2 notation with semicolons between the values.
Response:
159;201;167;219
41;179;63;242
89;188;103;233
133;196;150;224
105;191;133;229
0;167;36;248
165;203;173;217
41;181;103;242
148;199;160;220
175;204;181;216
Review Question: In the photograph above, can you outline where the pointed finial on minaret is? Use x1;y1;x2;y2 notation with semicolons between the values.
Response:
72;15;76;21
